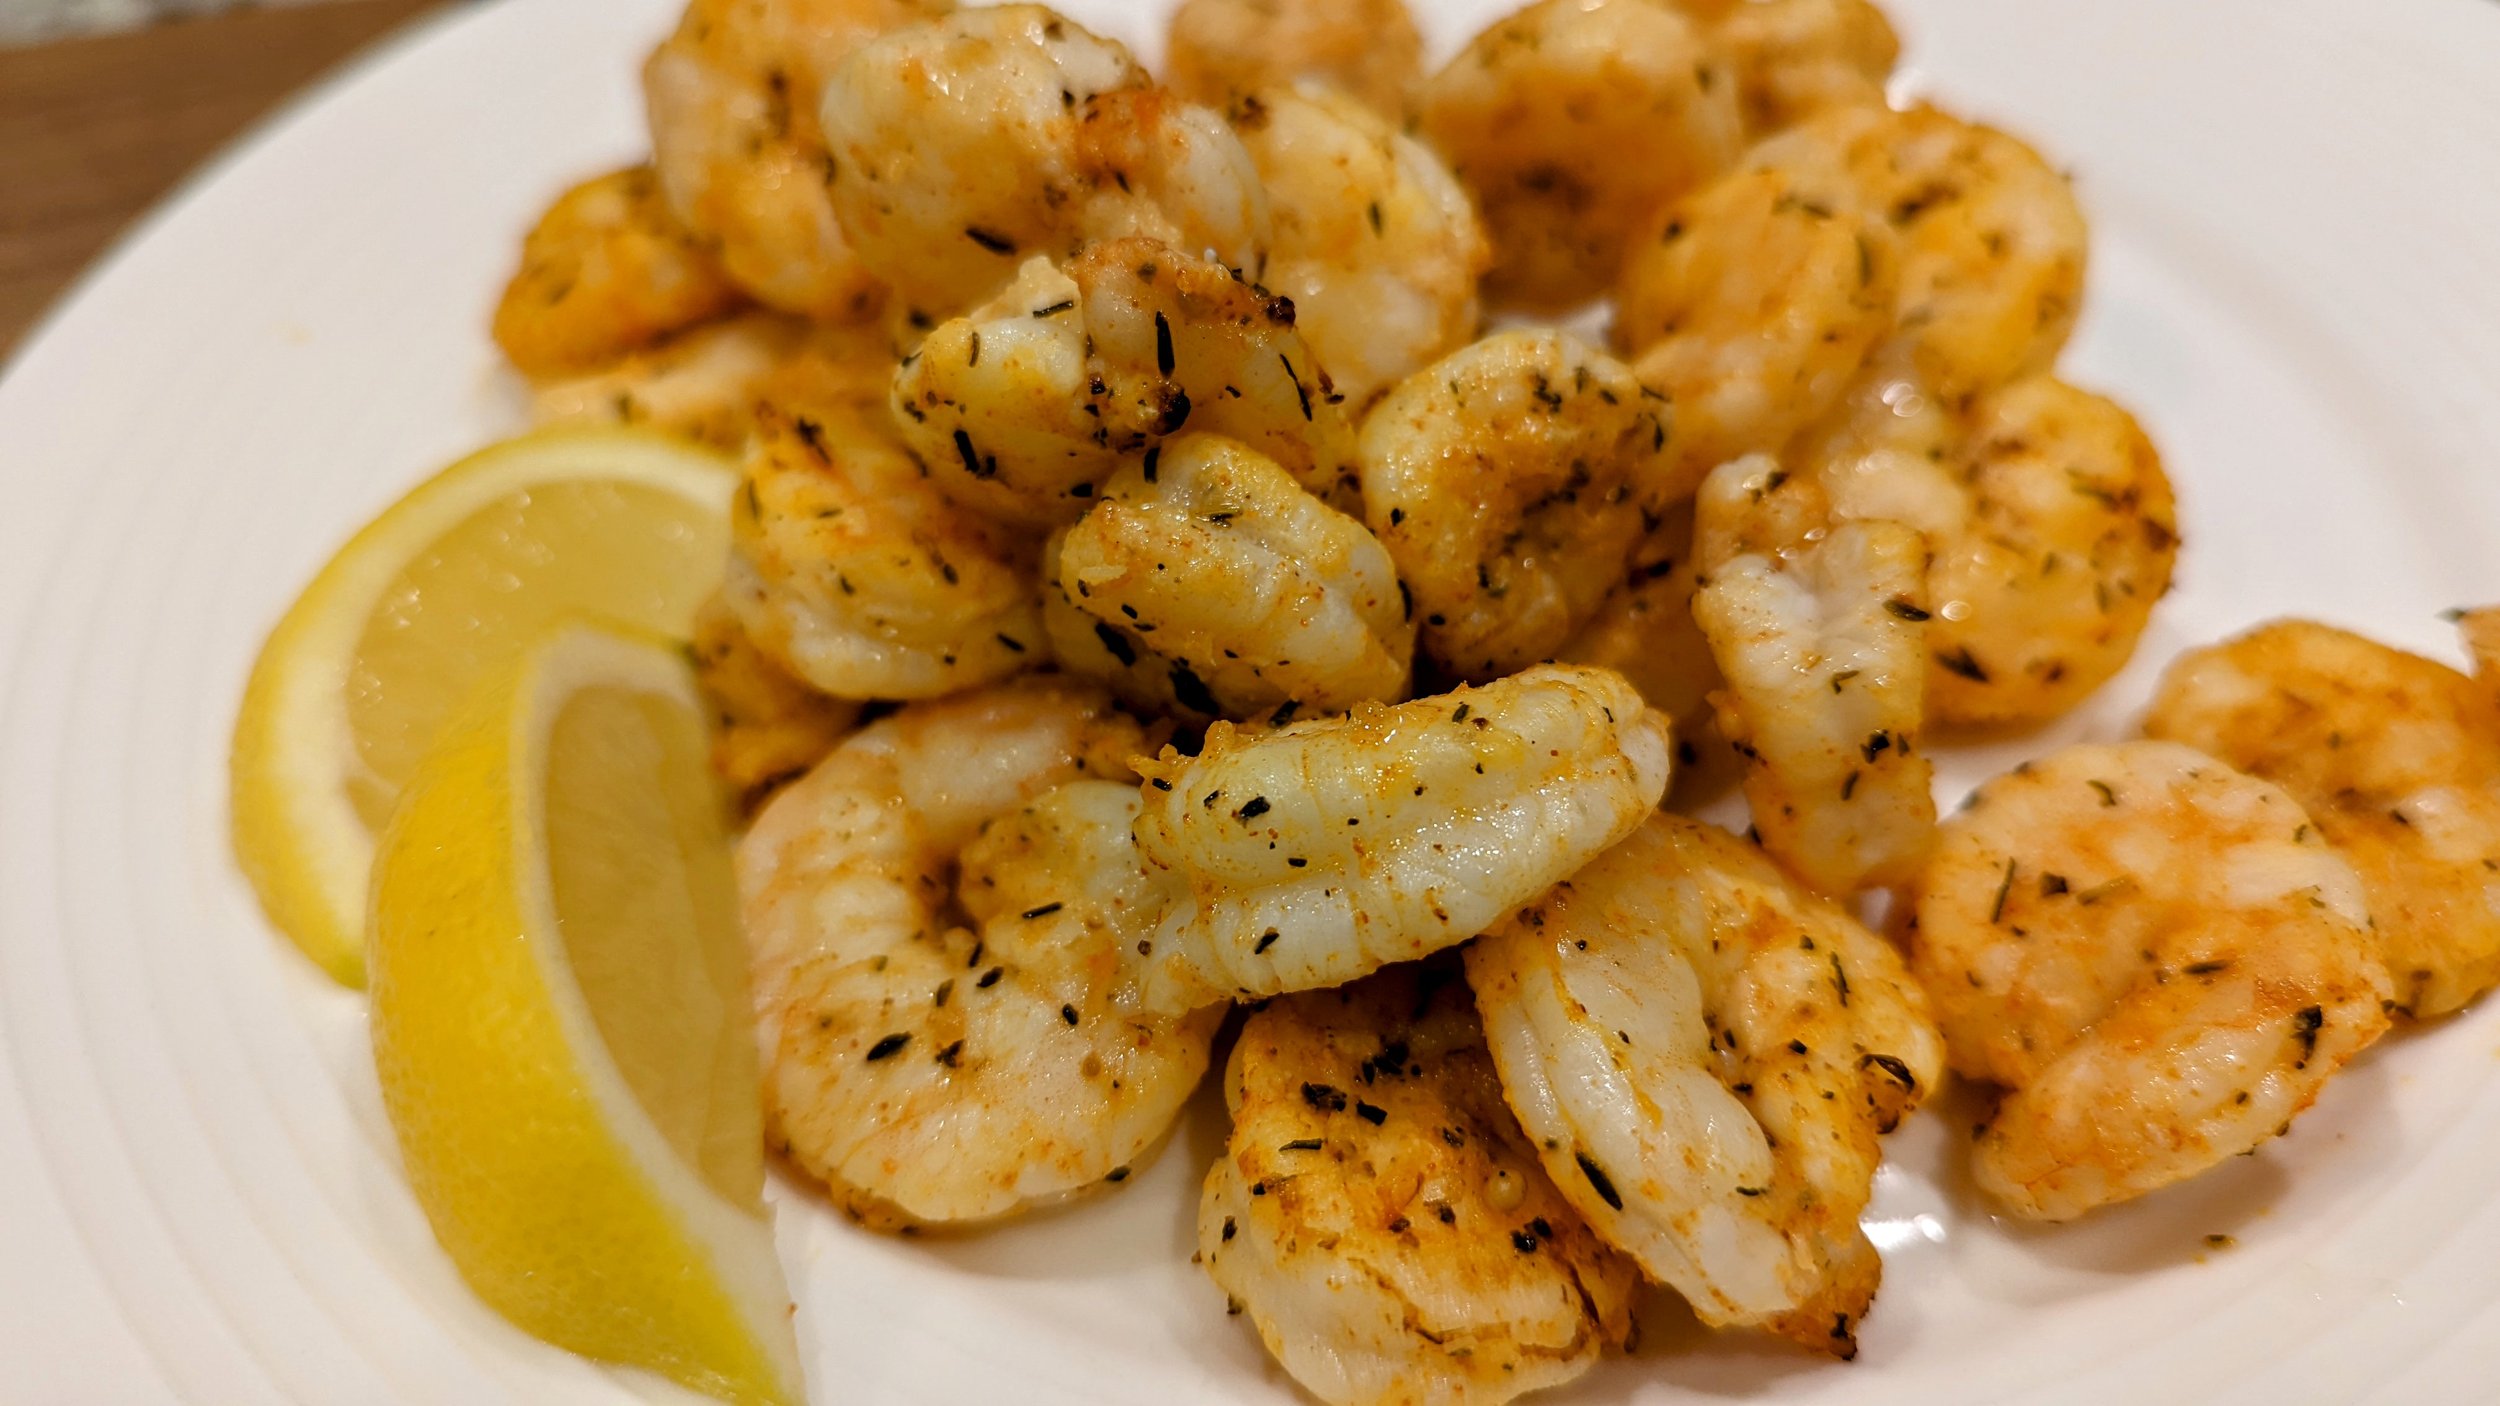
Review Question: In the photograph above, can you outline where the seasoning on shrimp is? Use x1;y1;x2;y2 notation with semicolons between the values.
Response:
1132;665;1671;1012
2144;618;2500;1017
1468;814;1943;1355
1360;330;1672;681
1712;0;1900;135
1904;741;2392;1221
1163;0;1425;122
530;312;897;451
1201;964;1639;1406
492;165;744;378
688;592;860;814
1042;433;1412;721
739;681;1216;1228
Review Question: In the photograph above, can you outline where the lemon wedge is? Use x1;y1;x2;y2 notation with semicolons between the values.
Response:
368;622;800;1405
231;427;736;986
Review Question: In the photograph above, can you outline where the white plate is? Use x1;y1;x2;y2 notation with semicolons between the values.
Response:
3;0;2498;1401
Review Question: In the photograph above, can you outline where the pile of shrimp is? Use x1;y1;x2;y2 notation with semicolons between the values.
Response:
477;0;2495;1400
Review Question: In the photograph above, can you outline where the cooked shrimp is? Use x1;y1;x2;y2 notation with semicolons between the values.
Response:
1714;0;1899;135
1691;455;1936;894
491;165;744;378
643;0;933;320
820;6;1268;318
1560;502;1721;737
893;238;1364;524
725;401;1046;699
1132;664;1671;1012
1043;433;1412;721
1418;0;1743;312
1164;0;1424;122
1201;963;1639;1406
1227;82;1490;408
690;591;861;813
1615;165;1901;496
1904;741;2392;1221
2144;619;2500;1017
530;311;896;451
1470;814;1941;1356
1360;331;1673;680
739;680;1218;1227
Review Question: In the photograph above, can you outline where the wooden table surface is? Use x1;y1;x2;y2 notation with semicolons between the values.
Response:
0;0;451;359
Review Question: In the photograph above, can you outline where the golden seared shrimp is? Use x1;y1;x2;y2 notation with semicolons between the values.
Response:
1750;103;2087;403
690;592;861;813
1042;434;1413;721
2144;619;2500;1017
491;165;744;378
1615;165;1901;497
1133;665;1671;1012
725;402;1046;699
740;681;1219;1227
1418;0;1743;312
1714;0;1900;135
1360;331;1673;681
1469;815;1943;1356
1201;964;1639;1406
895;239;1363;524
1905;741;2392;1221
1163;0;1424;122
1227;82;1490;408
1913;377;2177;728
1691;455;1936;894
1560;503;1722;742
642;0;934;320
820;6;1268;319
530;311;897;451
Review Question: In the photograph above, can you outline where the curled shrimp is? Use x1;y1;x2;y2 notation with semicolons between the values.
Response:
1691;455;1937;894
1748;102;2087;404
1558;503;1742;802
491;165;745;378
2144;619;2500;1017
1714;0;1900;135
1418;0;1743;312
894;238;1362;526
1614;165;1901;499
1132;664;1671;1012
738;680;1218;1227
1903;740;2393;1221
690;591;861;813
1042;433;1412;722
1227;82;1491;408
1469;814;1943;1356
642;0;933;320
530;311;897;451
1200;963;1639;1406
820;5;1268;319
1359;330;1673;681
1163;0;1424;122
725;401;1046;699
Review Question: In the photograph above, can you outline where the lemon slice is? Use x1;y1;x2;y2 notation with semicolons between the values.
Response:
368;622;800;1405
231;426;736;986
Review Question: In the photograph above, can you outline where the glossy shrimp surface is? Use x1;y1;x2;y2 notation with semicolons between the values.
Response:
690;591;861;813
1714;0;1899;135
1905;741;2392;1221
725;402;1046;699
1044;434;1412;721
820;6;1267;318
738;681;1218;1227
1360;330;1672;681
1418;0;1743;312
1201;965;1639;1406
1164;0;1424;121
1468;814;1943;1356
1614;165;1900;496
643;0;934;320
530;311;897;451
2145;619;2500;1017
1693;456;1937;895
1229;82;1490;408
894;238;1363;524
1133;665;1672;1012
492;165;745;378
